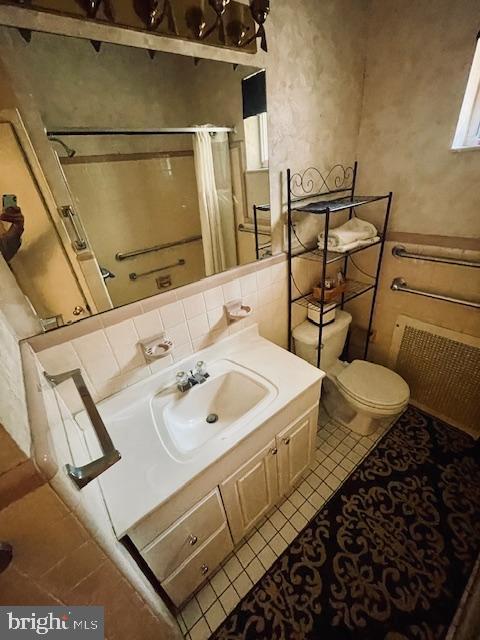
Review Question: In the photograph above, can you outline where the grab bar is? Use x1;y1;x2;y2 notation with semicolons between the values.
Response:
59;206;88;252
392;245;480;268
44;369;121;489
116;235;202;261
391;278;480;309
129;258;186;280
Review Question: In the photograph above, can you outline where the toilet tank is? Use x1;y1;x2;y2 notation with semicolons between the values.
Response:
293;311;352;371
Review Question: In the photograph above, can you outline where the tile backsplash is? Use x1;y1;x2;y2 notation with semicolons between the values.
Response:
31;257;288;414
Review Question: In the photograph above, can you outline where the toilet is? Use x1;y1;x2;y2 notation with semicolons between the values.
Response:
293;311;410;436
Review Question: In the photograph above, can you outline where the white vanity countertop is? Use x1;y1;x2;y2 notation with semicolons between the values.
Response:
76;325;324;537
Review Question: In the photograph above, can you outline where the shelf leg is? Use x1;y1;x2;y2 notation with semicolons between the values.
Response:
317;209;330;369
364;191;393;360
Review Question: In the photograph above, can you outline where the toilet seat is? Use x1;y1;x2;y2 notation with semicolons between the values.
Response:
336;360;410;411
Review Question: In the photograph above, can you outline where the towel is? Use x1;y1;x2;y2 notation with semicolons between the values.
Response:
318;235;380;254
319;216;378;249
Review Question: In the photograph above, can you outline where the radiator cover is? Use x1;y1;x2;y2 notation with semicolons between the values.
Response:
389;316;480;437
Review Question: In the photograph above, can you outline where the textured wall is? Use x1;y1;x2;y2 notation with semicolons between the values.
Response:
357;0;480;238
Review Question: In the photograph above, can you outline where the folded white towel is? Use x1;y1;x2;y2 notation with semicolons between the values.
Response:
318;236;380;254
319;217;378;249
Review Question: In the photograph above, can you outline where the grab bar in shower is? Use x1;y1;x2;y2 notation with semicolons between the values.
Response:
116;235;202;261
392;245;480;268
391;278;480;309
129;258;186;281
44;369;121;488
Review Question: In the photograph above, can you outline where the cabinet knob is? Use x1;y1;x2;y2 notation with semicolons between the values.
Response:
188;534;198;546
201;564;209;575
283;437;291;445
270;447;278;456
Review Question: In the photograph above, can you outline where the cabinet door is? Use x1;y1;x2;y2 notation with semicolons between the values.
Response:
220;440;279;543
277;412;316;496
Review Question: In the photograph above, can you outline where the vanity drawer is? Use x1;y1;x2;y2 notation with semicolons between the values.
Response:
141;489;227;581
162;524;234;607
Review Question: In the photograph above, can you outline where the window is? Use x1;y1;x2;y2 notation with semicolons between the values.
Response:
242;69;269;170
452;36;480;150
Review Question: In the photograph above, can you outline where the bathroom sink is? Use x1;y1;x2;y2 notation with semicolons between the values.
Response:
152;359;277;460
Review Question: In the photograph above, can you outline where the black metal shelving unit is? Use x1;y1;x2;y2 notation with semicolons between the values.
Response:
286;162;392;369
252;204;273;259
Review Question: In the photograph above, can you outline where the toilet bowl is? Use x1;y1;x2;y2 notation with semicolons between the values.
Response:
292;311;410;436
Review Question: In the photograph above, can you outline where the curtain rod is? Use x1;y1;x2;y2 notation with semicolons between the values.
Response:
47;127;235;137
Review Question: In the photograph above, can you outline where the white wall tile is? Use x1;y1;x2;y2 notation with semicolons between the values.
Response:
134;310;163;341
222;280;241;303
187;314;210;340
203;286;224;311
37;342;82;376
243;292;258;312
34;257;288;411
256;267;272;290
168;322;191;347
207;307;228;332
240;273;257;297
182;294;206;319
104;320;144;373
72;330;120;387
160;301;186;329
172;343;194;362
149;354;174;374
271;262;287;283
257;286;273;305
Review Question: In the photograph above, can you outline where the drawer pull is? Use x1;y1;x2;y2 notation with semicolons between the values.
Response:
188;534;198;546
283;437;291;445
270;447;278;456
201;564;209;575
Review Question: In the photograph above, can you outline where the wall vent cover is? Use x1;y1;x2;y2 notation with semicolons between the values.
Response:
390;316;480;437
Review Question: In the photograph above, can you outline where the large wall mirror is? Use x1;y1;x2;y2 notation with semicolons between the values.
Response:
0;29;272;333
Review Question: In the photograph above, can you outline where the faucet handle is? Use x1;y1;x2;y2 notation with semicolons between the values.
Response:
195;361;207;376
176;371;190;390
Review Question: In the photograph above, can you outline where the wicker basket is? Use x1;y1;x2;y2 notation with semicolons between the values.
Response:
312;282;347;302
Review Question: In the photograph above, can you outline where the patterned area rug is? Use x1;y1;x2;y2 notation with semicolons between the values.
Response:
211;407;480;640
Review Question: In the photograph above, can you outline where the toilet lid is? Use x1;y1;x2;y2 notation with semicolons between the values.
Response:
337;360;410;409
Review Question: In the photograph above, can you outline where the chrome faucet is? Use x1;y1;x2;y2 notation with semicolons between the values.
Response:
176;361;210;392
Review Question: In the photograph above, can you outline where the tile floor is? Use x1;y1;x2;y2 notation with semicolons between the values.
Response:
176;408;390;640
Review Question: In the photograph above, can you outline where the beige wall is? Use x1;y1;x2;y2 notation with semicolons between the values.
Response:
354;0;480;365
357;0;480;238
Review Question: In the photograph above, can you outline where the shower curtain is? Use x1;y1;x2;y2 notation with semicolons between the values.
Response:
193;129;228;276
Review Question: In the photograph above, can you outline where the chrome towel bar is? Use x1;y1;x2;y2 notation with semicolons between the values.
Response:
129;258;186;281
391;278;480;309
392;245;480;268
116;234;202;261
44;369;121;488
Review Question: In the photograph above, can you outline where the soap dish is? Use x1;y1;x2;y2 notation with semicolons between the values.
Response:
140;333;174;361
225;299;252;322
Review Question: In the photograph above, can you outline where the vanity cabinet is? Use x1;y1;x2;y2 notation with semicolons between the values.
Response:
133;406;319;607
277;413;317;496
220;439;279;543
